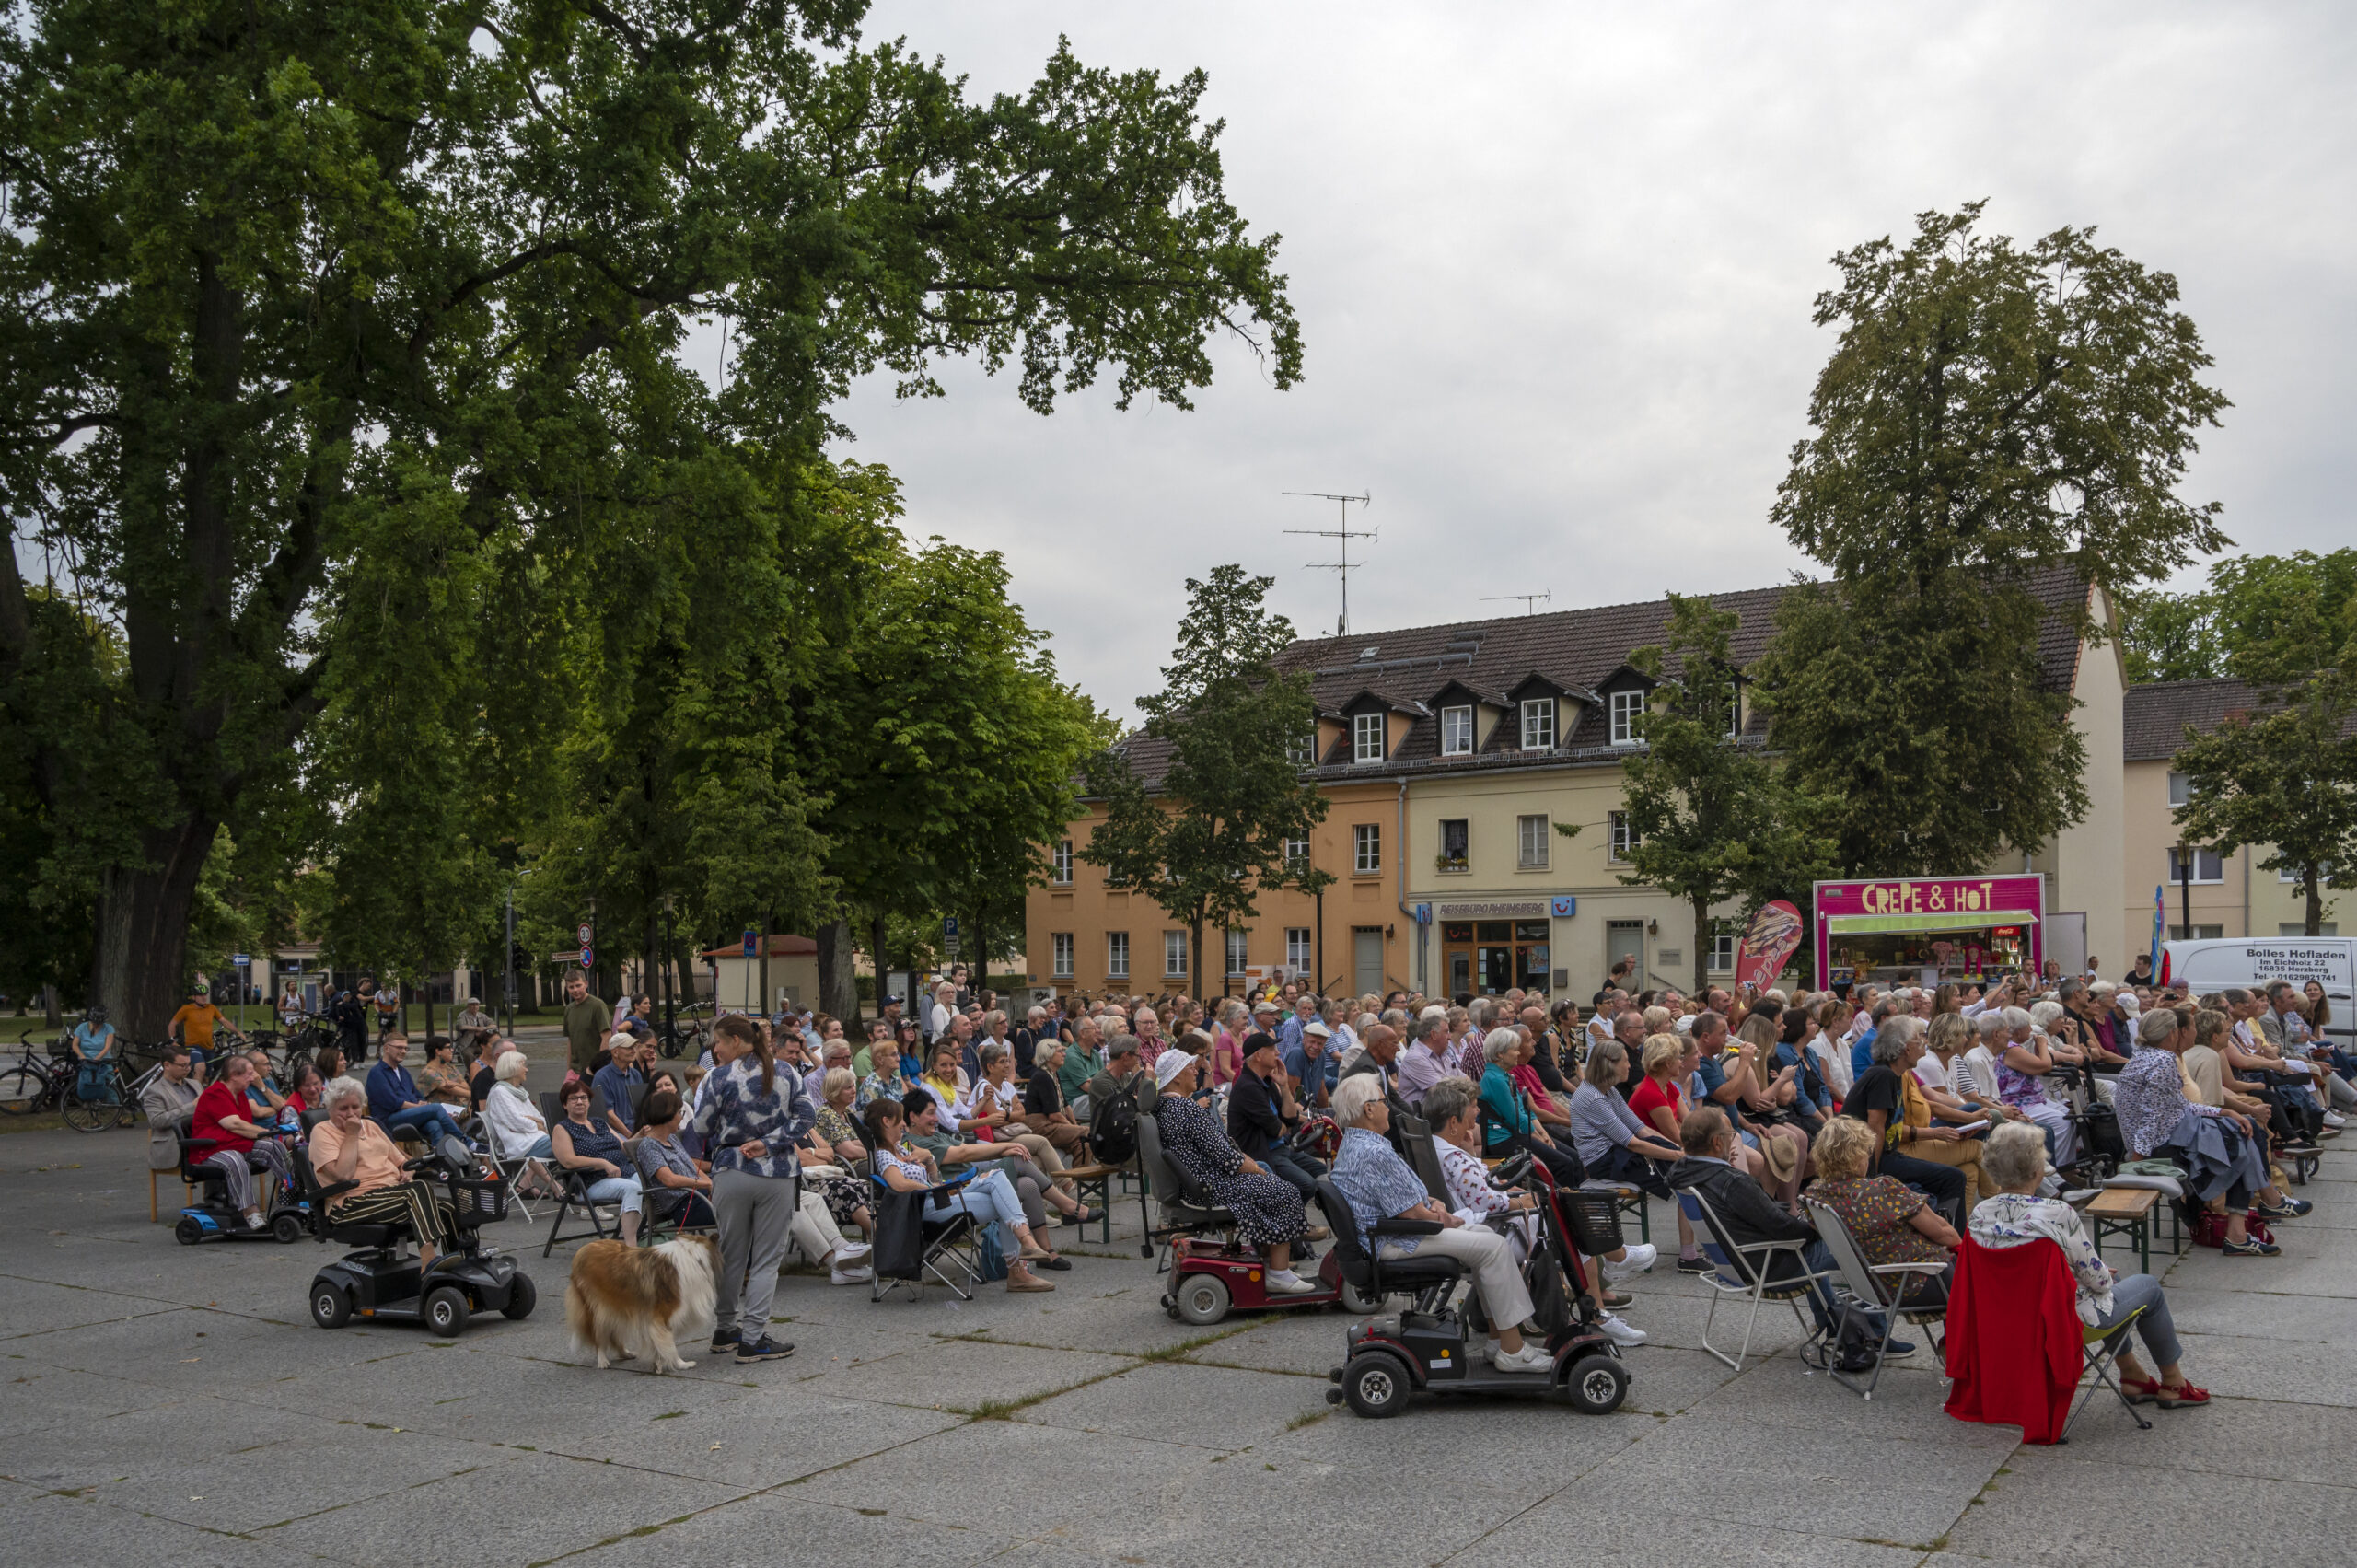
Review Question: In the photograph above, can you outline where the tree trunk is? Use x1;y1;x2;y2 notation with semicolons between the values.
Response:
42;983;61;1028
1693;893;1712;998
816;919;858;1020
2307;870;2325;936
90;815;219;1040
870;912;891;1025
1190;917;1205;1005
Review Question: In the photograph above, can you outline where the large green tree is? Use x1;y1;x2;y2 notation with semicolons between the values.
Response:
2119;549;2357;685
1757;203;2228;876
1080;565;1329;1002
2171;562;2357;935
1614;595;1832;993
0;2;1301;1035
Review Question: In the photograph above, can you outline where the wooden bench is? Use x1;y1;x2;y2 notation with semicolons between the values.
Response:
2084;1187;2167;1274
1058;1162;1123;1245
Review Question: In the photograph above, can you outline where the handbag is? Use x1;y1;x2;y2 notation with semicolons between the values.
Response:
973;1225;1008;1283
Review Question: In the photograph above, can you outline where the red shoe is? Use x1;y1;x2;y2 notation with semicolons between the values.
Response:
2119;1374;2162;1405
2156;1381;2211;1409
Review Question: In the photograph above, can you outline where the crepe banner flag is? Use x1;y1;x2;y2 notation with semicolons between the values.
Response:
1736;900;1805;992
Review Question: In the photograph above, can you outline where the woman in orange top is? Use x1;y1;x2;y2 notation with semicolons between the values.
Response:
311;1077;461;1265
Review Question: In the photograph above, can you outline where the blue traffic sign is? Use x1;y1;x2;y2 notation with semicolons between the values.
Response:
742;930;759;958
578;946;593;969
943;916;959;936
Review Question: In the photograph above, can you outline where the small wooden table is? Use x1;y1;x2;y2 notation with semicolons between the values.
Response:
2084;1187;2174;1274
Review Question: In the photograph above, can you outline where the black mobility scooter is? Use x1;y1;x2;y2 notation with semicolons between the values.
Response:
299;1133;536;1336
1326;1148;1632;1418
173;1127;311;1246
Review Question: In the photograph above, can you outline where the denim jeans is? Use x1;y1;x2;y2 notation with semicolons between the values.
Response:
1263;1146;1326;1201
582;1174;644;1214
383;1104;468;1145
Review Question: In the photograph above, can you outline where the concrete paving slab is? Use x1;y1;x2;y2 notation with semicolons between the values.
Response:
0;1360;181;1437
2156;1283;2357;1341
561;1492;1013;1568
540;1388;963;1487
1266;1393;1650;1494
1009;1360;1329;1448
0;1488;339;1566
783;1335;1135;1413
1944;1455;2357;1568
1455;1502;1934;1568
2162;1331;2357;1407
2003;1393;2357;1484
0;1276;189;1340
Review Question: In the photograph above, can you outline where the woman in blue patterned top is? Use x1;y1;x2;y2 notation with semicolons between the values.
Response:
1328;1074;1549;1373
690;1015;815;1364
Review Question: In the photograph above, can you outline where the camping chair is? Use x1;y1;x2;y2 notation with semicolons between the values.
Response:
479;1132;540;1225
1801;1196;1949;1400
1945;1234;2151;1444
853;1118;979;1301
1677;1182;1837;1373
534;1090;620;1256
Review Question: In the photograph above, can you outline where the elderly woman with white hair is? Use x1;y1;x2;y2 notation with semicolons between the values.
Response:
1477;1026;1587;1189
1328;1074;1552;1372
480;1051;559;1197
1970;1120;2211;1407
1992;1005;2078;1167
309;1075;463;1266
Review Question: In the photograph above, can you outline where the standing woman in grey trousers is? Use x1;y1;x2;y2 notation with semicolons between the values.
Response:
691;1014;815;1365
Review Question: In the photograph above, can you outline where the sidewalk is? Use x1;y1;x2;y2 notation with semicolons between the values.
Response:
0;1124;2347;1567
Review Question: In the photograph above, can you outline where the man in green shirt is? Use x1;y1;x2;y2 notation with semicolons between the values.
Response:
562;971;610;1076
1057;1015;1107;1104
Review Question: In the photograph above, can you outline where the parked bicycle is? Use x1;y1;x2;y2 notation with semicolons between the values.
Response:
0;1040;138;1132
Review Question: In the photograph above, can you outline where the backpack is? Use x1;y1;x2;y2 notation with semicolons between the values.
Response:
1089;1081;1140;1166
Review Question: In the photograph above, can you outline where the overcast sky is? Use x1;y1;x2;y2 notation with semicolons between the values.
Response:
831;2;2352;725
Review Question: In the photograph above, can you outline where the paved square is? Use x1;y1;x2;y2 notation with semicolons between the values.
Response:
2;1126;2347;1567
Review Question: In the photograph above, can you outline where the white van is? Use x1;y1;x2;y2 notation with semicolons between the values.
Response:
2160;938;2355;1050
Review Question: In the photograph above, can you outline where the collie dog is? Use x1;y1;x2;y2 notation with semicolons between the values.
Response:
565;1235;719;1373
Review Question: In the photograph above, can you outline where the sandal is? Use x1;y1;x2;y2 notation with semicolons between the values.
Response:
2155;1381;2211;1409
2119;1374;2162;1405
1006;1274;1055;1293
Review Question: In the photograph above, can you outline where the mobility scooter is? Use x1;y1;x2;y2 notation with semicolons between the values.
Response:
300;1132;537;1336
1137;1108;1374;1323
1325;1148;1632;1418
172;1128;311;1246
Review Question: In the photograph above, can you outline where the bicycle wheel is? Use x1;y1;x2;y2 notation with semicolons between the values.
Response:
0;1064;44;1115
62;1087;112;1132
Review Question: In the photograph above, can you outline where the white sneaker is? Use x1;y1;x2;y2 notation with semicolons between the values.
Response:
1598;1314;1647;1347
1264;1269;1318;1295
830;1265;875;1285
1602;1242;1659;1281
2325;1110;2347;1128
835;1240;873;1260
1492;1342;1553;1374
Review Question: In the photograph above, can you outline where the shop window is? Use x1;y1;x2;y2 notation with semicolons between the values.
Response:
1353;822;1382;874
1520;698;1555;750
1441;705;1474;756
2167;846;2224;885
1353;712;1384;763
1437;819;1469;872
1106;932;1129;980
1517;813;1549;869
1051;934;1074;979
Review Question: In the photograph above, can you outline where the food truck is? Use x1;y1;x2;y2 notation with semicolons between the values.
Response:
1814;874;2046;988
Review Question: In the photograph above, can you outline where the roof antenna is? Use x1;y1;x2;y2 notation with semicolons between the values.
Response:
1480;591;1553;616
1283;490;1375;634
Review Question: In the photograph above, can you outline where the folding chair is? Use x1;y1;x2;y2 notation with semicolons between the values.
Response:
1677;1183;1837;1373
534;1091;620;1255
2062;1306;2154;1441
480;1135;540;1225
1801;1196;1949;1400
853;1119;979;1300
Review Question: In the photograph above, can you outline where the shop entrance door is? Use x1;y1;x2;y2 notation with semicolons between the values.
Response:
1606;920;1645;990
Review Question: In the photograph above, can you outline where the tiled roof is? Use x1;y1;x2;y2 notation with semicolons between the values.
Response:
1099;566;2092;790
2119;677;2352;761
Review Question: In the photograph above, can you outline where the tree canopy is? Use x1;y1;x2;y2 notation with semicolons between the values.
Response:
0;2;1299;1030
1757;203;2226;877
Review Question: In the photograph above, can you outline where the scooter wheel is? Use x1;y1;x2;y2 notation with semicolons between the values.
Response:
1343;1354;1408;1419
1337;1279;1385;1316
310;1283;352;1329
1172;1272;1231;1326
1564;1353;1630;1414
423;1284;471;1337
272;1212;305;1245
174;1217;204;1246
502;1272;538;1321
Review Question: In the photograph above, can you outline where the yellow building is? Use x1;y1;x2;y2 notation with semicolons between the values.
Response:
1026;572;2130;1004
2120;679;2343;948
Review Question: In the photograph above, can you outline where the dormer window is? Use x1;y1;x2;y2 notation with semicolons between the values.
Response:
1519;698;1555;751
1440;705;1473;757
1609;689;1644;747
1353;712;1385;763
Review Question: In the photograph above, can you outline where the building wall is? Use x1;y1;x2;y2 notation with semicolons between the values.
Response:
1403;763;1746;1002
2121;758;2345;946
2052;596;2129;968
1025;780;1411;999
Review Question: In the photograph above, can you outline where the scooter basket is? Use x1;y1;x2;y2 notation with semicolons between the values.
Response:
1560;1191;1625;1256
448;1177;509;1225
